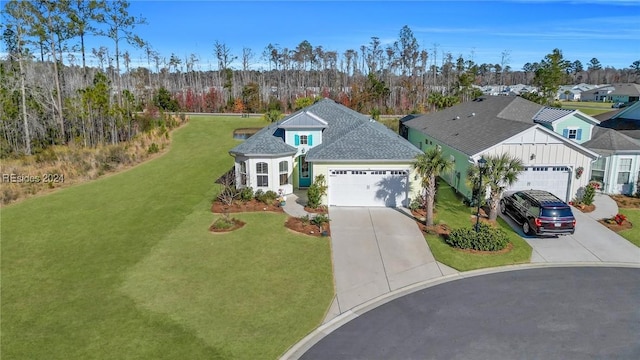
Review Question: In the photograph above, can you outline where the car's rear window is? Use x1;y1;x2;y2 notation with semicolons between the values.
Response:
541;207;573;217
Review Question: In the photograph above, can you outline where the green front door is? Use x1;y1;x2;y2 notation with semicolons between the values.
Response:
298;155;311;188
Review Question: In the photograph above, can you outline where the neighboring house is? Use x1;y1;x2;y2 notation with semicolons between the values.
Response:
590;101;640;195
607;83;640;104
402;96;599;202
229;99;423;207
532;107;600;145
581;85;614;102
556;86;581;101
505;84;537;95
582;128;640;195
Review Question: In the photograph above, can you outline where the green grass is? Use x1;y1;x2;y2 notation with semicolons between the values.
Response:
0;116;334;360
425;181;532;271
618;208;640;247
561;101;613;116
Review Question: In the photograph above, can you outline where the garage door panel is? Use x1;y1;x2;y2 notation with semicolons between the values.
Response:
508;166;570;201
329;169;409;207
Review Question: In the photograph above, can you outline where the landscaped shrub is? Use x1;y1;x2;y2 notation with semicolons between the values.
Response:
254;189;266;203
582;183;596;205
409;196;423;211
614;213;627;225
312;214;330;232
147;143;159;154
298;215;310;225
264;190;278;202
445;223;509;251
307;174;328;209
212;216;236;229
239;187;254;202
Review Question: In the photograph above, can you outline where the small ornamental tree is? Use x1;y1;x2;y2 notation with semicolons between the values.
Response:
581;183;596;206
307;174;328;209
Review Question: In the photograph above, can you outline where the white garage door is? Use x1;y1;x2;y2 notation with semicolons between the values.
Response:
508;166;570;201
329;169;409;207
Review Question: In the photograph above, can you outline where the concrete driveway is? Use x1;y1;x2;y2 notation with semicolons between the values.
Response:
327;207;455;316
500;209;640;264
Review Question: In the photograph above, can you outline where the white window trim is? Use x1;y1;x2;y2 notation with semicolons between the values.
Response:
279;160;289;186
256;162;269;187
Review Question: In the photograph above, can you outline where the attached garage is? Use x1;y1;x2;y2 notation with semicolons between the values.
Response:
328;169;410;207
507;166;571;201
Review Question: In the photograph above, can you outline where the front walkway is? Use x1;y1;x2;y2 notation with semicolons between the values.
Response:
281;190;312;218
586;193;619;221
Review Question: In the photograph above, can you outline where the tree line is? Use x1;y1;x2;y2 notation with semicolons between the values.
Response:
2;0;639;158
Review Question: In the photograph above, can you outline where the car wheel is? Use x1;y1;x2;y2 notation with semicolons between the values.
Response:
522;221;531;235
500;201;506;214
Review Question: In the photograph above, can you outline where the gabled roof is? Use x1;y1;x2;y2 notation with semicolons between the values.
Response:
230;98;420;161
599;102;640;138
532;107;600;126
532;107;575;124
611;100;640;121
609;83;640;96
583;127;640;155
229;123;297;156
404;96;542;156
278;111;328;129
307;120;422;162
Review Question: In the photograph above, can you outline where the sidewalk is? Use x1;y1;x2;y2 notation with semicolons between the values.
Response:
281;190;314;218
586;193;619;221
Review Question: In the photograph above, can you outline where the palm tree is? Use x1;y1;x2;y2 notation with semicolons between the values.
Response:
412;148;454;226
468;153;524;221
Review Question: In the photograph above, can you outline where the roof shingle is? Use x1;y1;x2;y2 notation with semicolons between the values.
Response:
404;96;542;156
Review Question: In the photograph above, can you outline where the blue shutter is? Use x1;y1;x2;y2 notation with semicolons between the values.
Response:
562;129;569;138
294;134;300;146
576;129;582;140
308;134;313;146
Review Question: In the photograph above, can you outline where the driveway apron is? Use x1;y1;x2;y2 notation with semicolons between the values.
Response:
329;207;448;314
501;209;640;264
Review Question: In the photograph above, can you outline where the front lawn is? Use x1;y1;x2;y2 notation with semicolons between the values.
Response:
425;181;532;271
0;116;334;359
618;209;640;247
561;101;612;116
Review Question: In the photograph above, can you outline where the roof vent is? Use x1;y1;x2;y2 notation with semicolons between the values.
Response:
455;116;460;120
471;112;476;117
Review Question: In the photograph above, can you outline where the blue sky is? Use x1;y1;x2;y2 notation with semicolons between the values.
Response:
7;0;640;71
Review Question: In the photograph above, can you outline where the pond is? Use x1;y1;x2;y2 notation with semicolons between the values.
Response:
233;128;261;140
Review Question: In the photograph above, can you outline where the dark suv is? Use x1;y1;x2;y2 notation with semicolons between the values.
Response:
500;190;576;236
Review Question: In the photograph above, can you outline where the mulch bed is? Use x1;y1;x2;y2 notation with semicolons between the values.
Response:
304;206;328;214
610;195;640;209
211;199;283;213
209;218;246;233
285;217;330;237
413;207;511;254
573;204;596;213
598;219;633;232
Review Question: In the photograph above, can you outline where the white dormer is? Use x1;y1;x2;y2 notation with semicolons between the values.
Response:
278;111;327;153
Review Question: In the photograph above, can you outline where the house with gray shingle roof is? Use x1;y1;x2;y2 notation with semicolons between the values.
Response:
403;96;599;202
585;101;640;195
229;98;422;207
607;83;640;104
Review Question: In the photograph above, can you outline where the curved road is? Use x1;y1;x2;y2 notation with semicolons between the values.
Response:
301;267;640;360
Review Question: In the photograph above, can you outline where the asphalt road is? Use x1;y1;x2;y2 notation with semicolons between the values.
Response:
301;267;640;360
